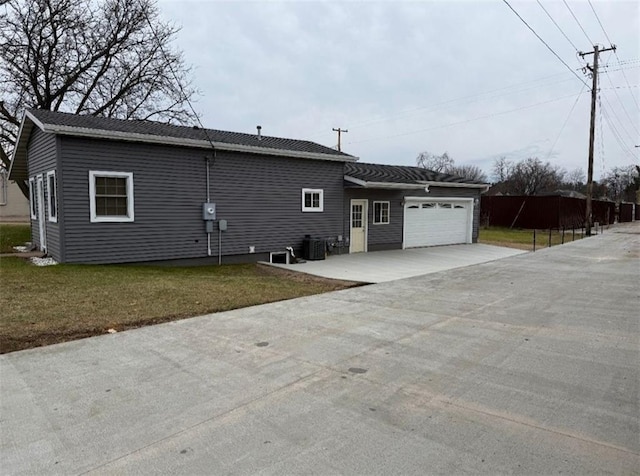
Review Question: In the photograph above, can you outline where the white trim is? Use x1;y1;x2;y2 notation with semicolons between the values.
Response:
349;199;368;253
36;175;47;252
29;177;37;219
344;174;489;191
25;111;357;163
0;169;7;205
372;200;390;225
418;180;489;191
46;170;58;223
89;171;135;223
402;197;474;249
301;188;324;212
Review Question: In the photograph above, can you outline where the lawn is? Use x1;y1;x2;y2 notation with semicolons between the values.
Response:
0;224;358;353
0;223;31;253
478;226;586;251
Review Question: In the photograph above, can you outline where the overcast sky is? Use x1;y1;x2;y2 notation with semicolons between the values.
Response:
157;0;639;180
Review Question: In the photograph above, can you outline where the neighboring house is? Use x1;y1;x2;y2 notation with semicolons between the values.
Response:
0;168;30;222
9;109;487;264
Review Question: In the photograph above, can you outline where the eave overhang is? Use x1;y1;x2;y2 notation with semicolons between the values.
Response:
345;175;490;192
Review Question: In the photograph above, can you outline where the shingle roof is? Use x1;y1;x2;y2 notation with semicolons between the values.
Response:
344;162;487;186
26;109;354;159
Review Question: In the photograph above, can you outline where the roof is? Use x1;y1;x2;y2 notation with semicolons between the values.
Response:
9;109;356;181
344;162;489;190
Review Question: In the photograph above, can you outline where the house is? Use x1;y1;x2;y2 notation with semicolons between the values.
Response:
0;168;30;222
9;110;487;264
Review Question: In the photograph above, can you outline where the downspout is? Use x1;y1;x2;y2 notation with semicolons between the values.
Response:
205;155;211;256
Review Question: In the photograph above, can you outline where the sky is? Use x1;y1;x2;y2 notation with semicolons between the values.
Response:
157;0;640;180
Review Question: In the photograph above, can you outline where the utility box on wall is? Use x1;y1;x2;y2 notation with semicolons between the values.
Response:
202;203;216;220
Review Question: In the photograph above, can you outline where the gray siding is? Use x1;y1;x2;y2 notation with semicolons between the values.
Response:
26;129;62;260
59;137;344;264
344;186;481;250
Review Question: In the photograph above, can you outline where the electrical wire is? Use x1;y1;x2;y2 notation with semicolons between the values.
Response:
600;93;638;146
544;83;587;161
602;69;640;136
600;103;639;162
587;0;640;111
502;0;590;89
536;0;580;52
345;91;587;146
562;0;593;45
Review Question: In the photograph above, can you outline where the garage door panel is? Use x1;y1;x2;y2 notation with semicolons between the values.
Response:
404;201;471;248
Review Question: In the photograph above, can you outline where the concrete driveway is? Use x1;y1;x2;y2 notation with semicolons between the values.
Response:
267;243;527;282
1;223;639;474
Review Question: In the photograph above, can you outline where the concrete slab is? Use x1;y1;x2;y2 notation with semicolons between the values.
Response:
266;243;527;282
1;222;639;475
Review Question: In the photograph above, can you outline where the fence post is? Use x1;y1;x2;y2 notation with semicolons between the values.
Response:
548;228;552;248
572;227;575;242
562;226;565;244
533;229;536;252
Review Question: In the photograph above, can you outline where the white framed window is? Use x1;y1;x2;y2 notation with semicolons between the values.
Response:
29;177;37;219
302;188;323;212
89;171;134;222
373;201;390;224
46;170;58;222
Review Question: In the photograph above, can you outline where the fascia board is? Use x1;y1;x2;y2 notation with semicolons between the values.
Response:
39;123;357;162
419;180;490;191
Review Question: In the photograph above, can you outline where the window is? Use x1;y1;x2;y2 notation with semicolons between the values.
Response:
421;203;436;209
46;171;58;222
29;177;37;219
302;188;323;212
438;203;453;209
373;201;390;224
89;171;134;222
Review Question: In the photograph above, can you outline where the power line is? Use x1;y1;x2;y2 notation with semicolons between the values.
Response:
600;103;639;162
587;0;640;112
602;69;640;136
600;93;638;146
544;84;587;161
345;91;587;146
562;0;593;45
536;0;579;52
501;0;590;89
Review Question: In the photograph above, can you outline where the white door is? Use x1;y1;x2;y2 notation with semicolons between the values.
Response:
36;175;47;252
404;199;472;248
350;199;367;253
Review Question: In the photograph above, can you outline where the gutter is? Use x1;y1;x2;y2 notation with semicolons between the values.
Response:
28;111;357;163
345;175;490;192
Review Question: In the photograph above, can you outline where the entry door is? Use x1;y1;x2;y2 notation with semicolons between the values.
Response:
36;175;47;252
350;199;367;253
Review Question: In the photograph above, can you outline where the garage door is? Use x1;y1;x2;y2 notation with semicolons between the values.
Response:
404;200;472;248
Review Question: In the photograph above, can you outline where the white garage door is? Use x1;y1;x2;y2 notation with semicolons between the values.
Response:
404;200;472;248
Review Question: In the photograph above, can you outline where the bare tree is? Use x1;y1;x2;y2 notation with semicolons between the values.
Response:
601;165;639;202
416;151;454;172
507;158;565;195
448;164;487;182
491;157;513;183
566;168;586;188
492;157;565;195
1;0;197;195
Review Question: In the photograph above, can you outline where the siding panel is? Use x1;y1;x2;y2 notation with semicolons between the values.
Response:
59;137;344;264
26;129;61;260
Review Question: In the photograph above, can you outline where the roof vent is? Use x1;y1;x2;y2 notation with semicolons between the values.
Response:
256;125;262;140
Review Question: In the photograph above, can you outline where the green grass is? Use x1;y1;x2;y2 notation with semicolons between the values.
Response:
0;258;357;354
0;224;31;253
479;226;584;251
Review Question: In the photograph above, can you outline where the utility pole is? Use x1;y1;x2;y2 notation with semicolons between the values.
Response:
579;44;616;236
332;128;348;152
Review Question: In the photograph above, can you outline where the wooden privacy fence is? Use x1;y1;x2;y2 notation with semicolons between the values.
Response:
481;195;618;229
